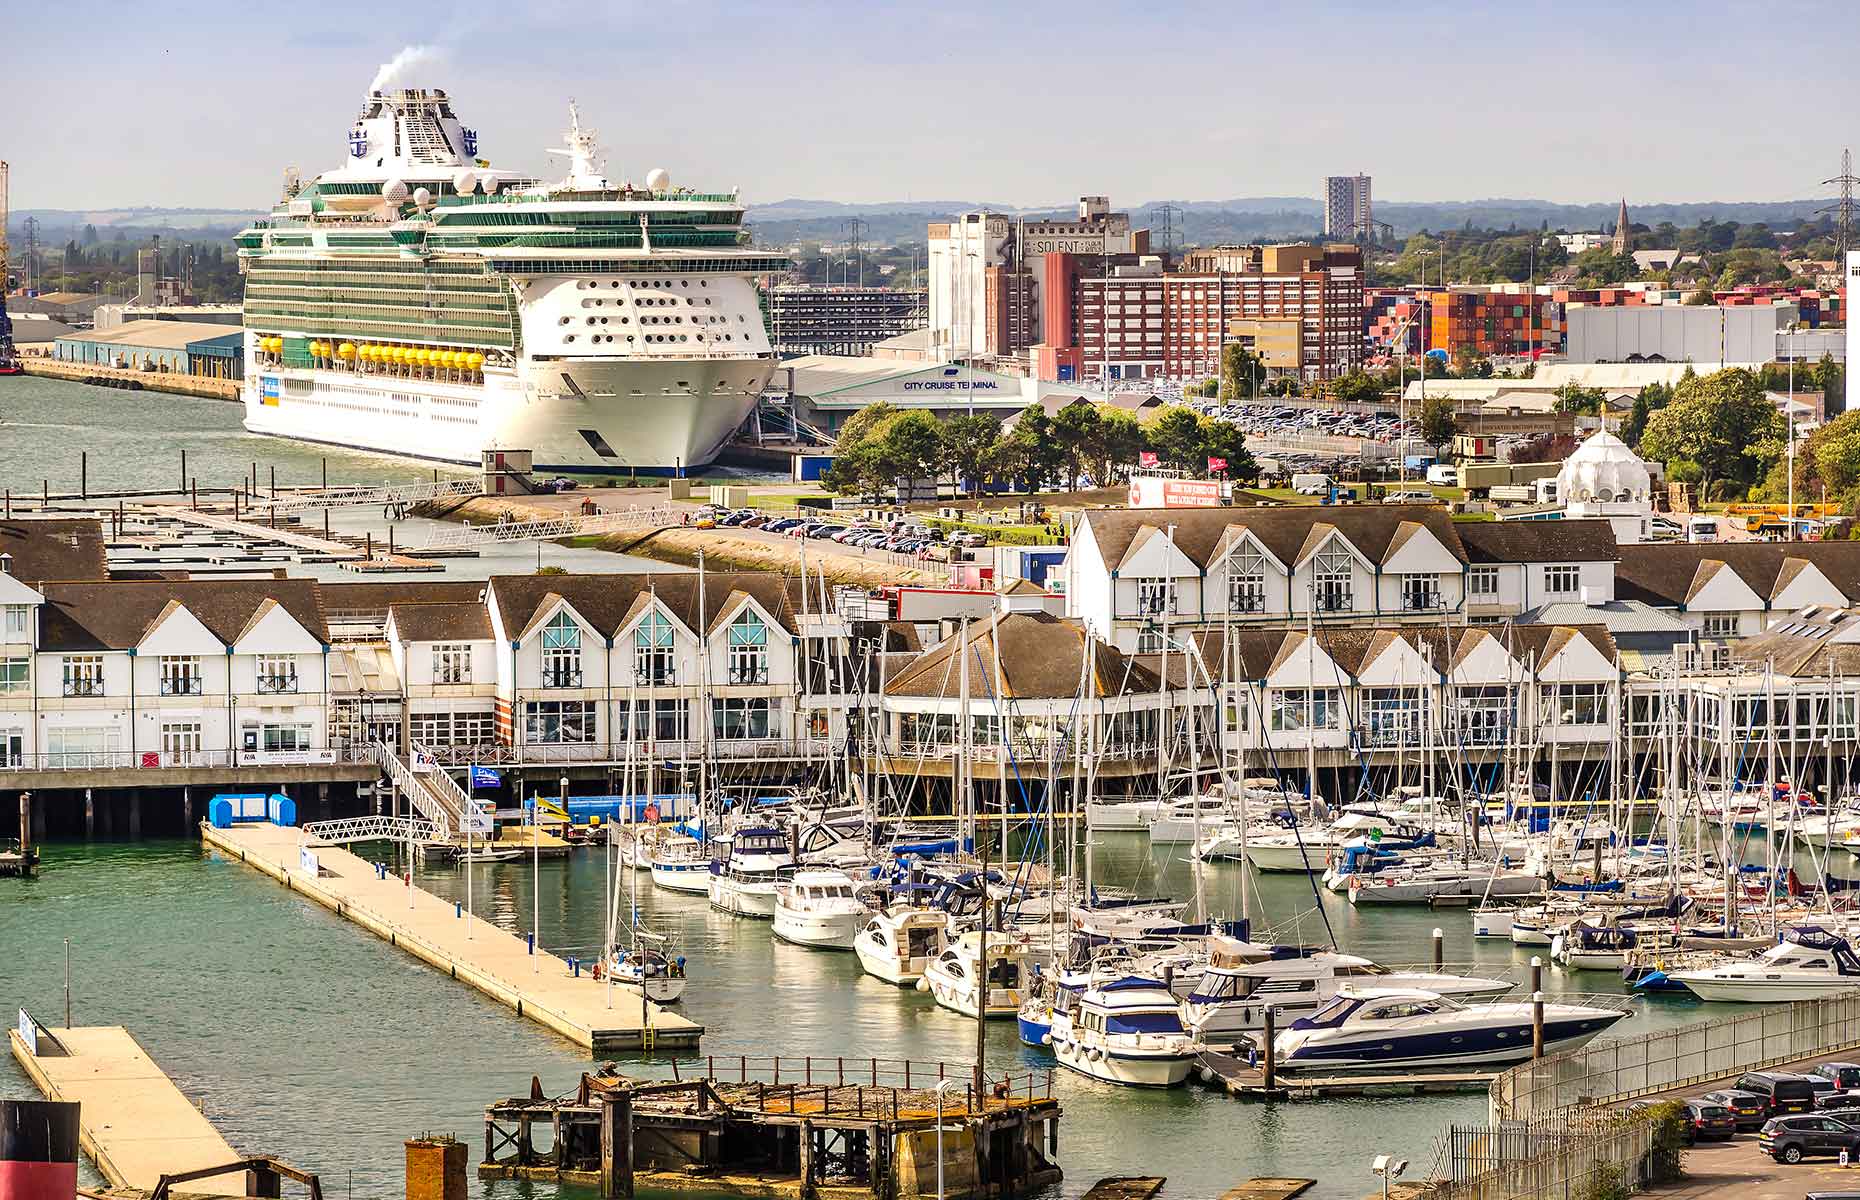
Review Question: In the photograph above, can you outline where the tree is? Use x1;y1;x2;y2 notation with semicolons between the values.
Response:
1623;390;1653;449
1049;400;1102;492
878;411;943;485
1091;408;1146;487
1637;367;1785;499
1221;342;1260;401
1511;433;1579;464
1452;348;1494;379
1332;370;1383;406
1146;406;1205;470
1419;392;1457;448
1197;417;1257;482
1553;383;1606;416
1817;353;1846;418
941;413;1002;498
999;407;1064;492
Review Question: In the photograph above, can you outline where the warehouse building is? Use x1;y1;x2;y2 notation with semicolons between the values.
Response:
53;320;245;378
1564;301;1834;367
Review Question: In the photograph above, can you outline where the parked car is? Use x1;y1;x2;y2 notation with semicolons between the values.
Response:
1758;1113;1860;1163
1679;1099;1738;1143
1816;1064;1860;1092
1382;489;1437;504
1817;1091;1860;1113
1739;1071;1821;1117
1702;1088;1769;1130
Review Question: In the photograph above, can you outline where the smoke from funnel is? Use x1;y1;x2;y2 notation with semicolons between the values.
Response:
370;45;441;94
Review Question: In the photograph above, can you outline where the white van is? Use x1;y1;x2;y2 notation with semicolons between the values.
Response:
1291;473;1334;496
1425;463;1459;487
1687;516;1719;543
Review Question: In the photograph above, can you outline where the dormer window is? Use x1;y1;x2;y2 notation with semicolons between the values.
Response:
634;611;675;685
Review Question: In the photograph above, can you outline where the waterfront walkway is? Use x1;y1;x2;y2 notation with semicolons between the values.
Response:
6;1024;244;1194
201;820;702;1052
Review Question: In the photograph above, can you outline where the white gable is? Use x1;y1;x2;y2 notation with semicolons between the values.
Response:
709;592;785;642
1297;529;1375;573
1686;564;1764;613
1382;526;1461;575
525;596;600;644
1265;635;1351;689
1537;633;1617;683
0;572;43;606
618;596;698;646
137;604;223;655
234;600;322;654
1773;562;1848;610
1356;636;1436;687
1213;528;1288;576
1118;529;1200;579
1443;631;1525;686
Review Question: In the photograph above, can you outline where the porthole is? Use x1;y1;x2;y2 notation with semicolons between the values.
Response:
564;334;576;343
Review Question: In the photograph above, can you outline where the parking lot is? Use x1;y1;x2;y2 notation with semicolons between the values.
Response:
1654;1133;1860;1198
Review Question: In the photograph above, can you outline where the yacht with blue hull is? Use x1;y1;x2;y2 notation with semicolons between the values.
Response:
1273;987;1629;1072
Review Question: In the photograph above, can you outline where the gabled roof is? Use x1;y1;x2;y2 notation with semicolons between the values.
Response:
1458;519;1620;564
1616;543;1860;609
37;579;329;651
387;602;494;643
883;612;1158;700
488;572;815;643
0;519;109;583
1077;504;1467;575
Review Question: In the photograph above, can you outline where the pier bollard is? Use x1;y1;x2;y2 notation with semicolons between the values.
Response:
1432;927;1444;971
1530;956;1542;996
528;932;536;956
0;1098;80;1200
455;902;462;919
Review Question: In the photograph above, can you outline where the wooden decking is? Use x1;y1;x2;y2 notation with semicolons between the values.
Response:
6;1025;243;1194
201;819;701;1053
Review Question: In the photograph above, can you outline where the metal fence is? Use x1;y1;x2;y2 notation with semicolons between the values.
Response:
1429;1108;1661;1200
1491;988;1860;1122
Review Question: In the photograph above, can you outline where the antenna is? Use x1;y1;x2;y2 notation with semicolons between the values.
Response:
841;217;867;287
1822;148;1858;258
21;215;39;292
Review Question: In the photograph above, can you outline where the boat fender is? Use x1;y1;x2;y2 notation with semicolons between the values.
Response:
1040;1033;1053;1045
1199;1067;1215;1084
915;977;929;993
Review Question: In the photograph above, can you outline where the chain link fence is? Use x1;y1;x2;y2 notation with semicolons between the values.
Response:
1426;1108;1663;1200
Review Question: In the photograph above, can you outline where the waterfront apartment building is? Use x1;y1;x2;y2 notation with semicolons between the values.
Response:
1323;175;1372;240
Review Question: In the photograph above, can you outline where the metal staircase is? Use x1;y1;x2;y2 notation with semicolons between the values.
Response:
367;741;463;837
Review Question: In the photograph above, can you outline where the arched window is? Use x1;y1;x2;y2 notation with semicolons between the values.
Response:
634;610;675;685
727;608;769;684
540;611;582;687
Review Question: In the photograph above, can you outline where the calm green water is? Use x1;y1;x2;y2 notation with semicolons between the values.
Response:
0;835;1742;1200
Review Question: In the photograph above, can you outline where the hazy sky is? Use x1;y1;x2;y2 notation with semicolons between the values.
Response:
11;0;1859;212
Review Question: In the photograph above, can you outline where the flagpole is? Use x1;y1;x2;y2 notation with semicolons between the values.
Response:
466;762;474;939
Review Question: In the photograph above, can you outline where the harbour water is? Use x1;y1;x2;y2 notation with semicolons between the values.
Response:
1;834;1736;1200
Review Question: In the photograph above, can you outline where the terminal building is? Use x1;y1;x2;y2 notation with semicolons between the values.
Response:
52;319;244;378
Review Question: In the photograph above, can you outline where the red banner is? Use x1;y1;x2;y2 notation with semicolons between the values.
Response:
1138;451;1158;467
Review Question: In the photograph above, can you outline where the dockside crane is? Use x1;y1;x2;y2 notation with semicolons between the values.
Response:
0;160;19;371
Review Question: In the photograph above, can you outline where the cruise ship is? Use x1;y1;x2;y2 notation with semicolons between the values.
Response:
234;85;784;472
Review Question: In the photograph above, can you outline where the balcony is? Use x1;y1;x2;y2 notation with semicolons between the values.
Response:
1313;593;1353;614
62;679;105;698
727;664;770;685
257;673;301;695
1400;591;1444;613
637;664;676;687
159;677;204;696
1228;592;1266;615
540;668;584;689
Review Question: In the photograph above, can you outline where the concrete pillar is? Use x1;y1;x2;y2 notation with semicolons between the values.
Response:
405;1135;468;1200
16;792;28;857
318;781;330;821
182;787;193;830
84;789;94;839
127;790;141;840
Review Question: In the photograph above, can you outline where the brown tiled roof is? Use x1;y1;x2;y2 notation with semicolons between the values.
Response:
1456;519;1620;564
1198;622;1617;680
387;602;494;643
37;579;329;650
318;580;489;612
1078;504;1467;573
884;612;1159;699
488;572;815;641
1616;543;1860;608
0;519;108;583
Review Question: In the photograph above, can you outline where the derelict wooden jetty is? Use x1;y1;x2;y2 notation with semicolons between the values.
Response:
480;1058;1062;1199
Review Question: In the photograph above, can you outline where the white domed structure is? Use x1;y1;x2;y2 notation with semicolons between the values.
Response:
1556;429;1653;542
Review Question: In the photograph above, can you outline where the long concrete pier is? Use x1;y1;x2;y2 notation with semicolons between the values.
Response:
6;1024;244;1194
200;820;702;1053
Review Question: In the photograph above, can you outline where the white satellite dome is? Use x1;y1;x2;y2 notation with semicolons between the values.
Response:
381;178;409;203
452;169;478;195
645;167;671;192
1557;429;1651;505
482;177;500;195
412;186;433;210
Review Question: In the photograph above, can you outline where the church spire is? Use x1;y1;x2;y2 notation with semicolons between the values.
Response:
1612;197;1632;256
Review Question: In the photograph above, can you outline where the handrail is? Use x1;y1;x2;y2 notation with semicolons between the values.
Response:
367;741;456;837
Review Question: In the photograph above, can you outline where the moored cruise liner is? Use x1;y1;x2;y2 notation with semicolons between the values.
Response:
235;84;783;472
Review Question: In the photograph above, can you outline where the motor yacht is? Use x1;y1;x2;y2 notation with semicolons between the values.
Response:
772;867;869;949
1046;975;1199;1088
853;907;950;985
1667;929;1860;1002
1551;923;1638;971
648;833;712;894
919;930;1035;1019
1085;798;1168;832
707;826;794;918
1347;861;1542;905
1178;937;1513;1046
1273;987;1629;1072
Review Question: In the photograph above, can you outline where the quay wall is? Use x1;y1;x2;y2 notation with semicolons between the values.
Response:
22;356;240;402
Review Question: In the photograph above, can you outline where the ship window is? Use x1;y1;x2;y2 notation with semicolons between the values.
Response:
564;335;576;343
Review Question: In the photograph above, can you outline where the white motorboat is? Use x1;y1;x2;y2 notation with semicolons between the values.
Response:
1145;796;1237;845
853;907;950;985
1551;922;1639;971
1047;975;1199;1088
772;868;869;950
707;826;794;918
1178;937;1514;1046
1471;907;1515;939
1085;799;1167;832
1668;929;1860;1002
601;944;688;1004
1273;987;1629;1072
1347;862;1542;905
919;930;1034;1019
458;847;523;863
648;834;712;894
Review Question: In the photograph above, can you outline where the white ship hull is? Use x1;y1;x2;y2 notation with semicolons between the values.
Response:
708;874;778;918
1050;1035;1195;1088
650;860;711;894
772;907;864;950
242;355;768;473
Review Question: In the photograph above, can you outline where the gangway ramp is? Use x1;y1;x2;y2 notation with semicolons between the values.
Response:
247;479;479;517
415;504;673;551
367;741;465;837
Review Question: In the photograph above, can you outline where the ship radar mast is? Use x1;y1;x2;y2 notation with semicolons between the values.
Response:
545;100;611;191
